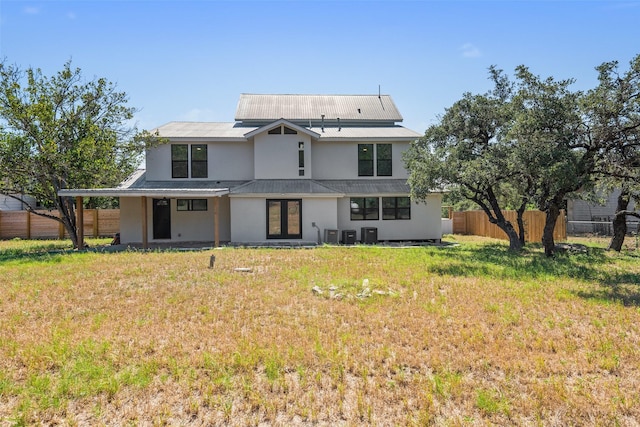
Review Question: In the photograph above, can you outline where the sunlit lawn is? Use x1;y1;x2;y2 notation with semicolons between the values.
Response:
1;236;639;425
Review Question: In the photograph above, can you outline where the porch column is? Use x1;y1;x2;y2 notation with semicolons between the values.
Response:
76;196;84;249
213;197;220;248
141;196;148;249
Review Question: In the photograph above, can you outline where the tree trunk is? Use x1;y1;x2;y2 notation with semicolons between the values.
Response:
477;189;524;252
496;219;524;251
542;203;561;257
608;190;630;252
57;196;80;249
516;200;528;246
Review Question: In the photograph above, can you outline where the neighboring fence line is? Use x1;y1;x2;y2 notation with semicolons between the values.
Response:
452;210;567;242
0;209;119;240
1;208;565;242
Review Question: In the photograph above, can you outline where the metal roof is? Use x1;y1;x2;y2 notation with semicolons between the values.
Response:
229;179;413;196
151;122;419;141
317;179;411;195
153;122;255;140
230;180;343;196
58;170;248;198
58;178;425;198
235;94;404;122
310;126;421;140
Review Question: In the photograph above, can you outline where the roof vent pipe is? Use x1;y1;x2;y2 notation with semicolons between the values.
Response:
337;117;341;131
321;114;325;133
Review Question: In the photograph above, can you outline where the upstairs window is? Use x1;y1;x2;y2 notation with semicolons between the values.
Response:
171;144;208;178
358;144;392;176
172;144;188;178
298;141;305;176
191;144;208;178
358;144;374;176
377;144;392;176
268;125;298;135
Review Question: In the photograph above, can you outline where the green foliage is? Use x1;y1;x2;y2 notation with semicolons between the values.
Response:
407;55;640;256
581;55;640;250
404;71;527;251
0;60;157;247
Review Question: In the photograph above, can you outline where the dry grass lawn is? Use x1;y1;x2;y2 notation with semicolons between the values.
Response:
1;236;639;426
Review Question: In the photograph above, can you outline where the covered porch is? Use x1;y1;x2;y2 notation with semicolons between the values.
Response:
57;187;230;249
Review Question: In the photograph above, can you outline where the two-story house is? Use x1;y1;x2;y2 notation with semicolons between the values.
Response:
61;94;442;246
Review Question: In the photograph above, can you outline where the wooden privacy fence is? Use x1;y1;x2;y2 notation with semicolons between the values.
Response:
452;210;566;242
0;209;119;240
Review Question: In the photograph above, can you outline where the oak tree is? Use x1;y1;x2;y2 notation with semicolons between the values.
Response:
405;70;529;251
0;60;151;248
582;55;640;251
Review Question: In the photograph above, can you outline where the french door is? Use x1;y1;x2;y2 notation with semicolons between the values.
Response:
267;199;302;239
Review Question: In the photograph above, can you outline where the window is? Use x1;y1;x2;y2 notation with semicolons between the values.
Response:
177;199;208;211
298;141;305;176
267;199;302;239
382;197;411;220
350;197;379;220
358;144;393;176
172;144;208;178
377;144;392;176
171;144;188;178
283;126;297;134
358;144;374;176
191;144;208;178
268;125;298;135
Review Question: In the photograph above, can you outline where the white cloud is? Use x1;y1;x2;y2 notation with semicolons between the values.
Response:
23;6;40;15
460;43;482;58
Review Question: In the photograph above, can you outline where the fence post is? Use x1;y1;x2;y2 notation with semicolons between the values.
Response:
93;209;98;237
76;197;84;249
26;211;31;239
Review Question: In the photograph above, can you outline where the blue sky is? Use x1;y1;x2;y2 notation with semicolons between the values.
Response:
1;0;639;134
